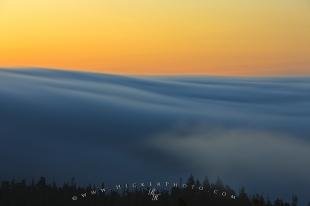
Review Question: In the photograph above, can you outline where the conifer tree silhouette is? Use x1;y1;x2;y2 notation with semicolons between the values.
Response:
0;175;301;206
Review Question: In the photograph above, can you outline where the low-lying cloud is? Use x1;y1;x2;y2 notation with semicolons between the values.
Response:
0;68;309;201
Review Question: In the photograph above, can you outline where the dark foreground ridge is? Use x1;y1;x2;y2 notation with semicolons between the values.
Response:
0;175;303;206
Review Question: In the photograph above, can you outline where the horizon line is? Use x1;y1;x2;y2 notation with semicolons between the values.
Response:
1;66;309;79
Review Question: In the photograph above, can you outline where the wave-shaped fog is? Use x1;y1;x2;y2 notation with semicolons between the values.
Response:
0;68;309;202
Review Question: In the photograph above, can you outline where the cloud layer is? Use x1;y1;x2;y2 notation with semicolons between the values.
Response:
0;69;309;201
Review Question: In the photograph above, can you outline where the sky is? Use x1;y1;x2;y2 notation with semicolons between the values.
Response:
0;0;309;75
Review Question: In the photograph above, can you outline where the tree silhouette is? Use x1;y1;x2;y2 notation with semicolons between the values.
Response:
0;175;302;206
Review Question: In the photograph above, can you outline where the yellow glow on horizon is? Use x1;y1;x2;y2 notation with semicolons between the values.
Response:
0;0;309;75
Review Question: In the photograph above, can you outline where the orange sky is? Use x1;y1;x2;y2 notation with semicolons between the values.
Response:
0;0;309;76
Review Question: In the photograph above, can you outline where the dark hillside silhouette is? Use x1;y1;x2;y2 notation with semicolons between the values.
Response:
0;175;304;206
